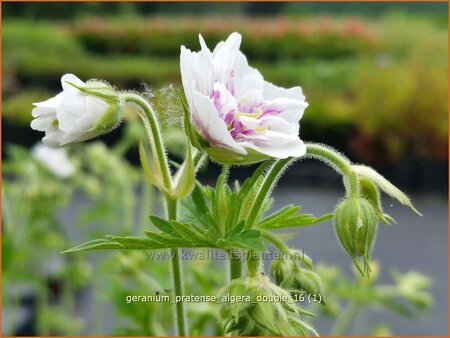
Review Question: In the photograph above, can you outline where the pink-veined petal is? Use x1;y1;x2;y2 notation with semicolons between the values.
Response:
212;82;237;120
191;91;246;154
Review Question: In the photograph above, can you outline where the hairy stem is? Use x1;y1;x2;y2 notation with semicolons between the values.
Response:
166;197;187;336
305;143;351;176
247;250;260;277
245;158;292;229
229;251;242;280
262;231;295;258
121;93;172;190
306;143;360;197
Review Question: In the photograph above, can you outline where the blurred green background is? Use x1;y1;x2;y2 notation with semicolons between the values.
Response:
3;1;448;192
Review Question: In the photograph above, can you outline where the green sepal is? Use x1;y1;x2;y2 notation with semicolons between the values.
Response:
179;90;208;150
65;80;119;103
90;103;121;135
171;143;195;199
360;176;396;225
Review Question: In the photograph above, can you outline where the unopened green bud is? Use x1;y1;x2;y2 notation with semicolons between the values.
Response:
270;257;293;285
293;268;324;297
334;197;378;276
219;275;317;336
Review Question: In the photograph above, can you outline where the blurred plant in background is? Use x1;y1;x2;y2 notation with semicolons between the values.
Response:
313;262;433;335
4;13;447;168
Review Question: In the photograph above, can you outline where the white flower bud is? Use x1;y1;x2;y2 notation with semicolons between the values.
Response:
31;74;121;147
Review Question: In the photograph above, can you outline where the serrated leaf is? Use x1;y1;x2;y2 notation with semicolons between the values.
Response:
169;221;212;246
258;205;301;228
259;212;333;230
149;215;176;235
62;238;124;253
179;185;219;236
106;235;165;249
144;231;192;247
228;220;246;236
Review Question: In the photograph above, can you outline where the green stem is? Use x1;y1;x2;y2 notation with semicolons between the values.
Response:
245;158;292;229
306;143;360;198
138;174;153;233
229;251;242;280
247;251;260;277
166;197;187;336
262;231;295;258
347;171;360;199
121;93;172;190
305;143;351;176
329;301;358;336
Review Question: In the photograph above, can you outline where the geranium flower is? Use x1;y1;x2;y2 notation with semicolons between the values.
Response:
31;74;121;147
180;32;308;164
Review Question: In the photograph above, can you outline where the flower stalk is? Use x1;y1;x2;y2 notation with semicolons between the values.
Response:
229;251;243;281
121;93;188;336
121;93;173;190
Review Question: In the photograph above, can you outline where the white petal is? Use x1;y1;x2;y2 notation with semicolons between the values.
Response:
32;92;63;112
180;46;195;102
180;44;214;100
56;92;87;133
233;52;264;100
212;82;237;119
212;33;243;92
213;32;242;59
237;90;264;113
58;132;85;146
241;132;306;158
263;81;306;101
263;98;308;124
191;91;246;154
260;115;299;136
238;115;260;131
32;106;55;118
42;130;66;148
61;74;85;93
30;115;56;132
63;96;107;136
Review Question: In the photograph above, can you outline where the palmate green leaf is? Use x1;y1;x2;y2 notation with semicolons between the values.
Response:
179;184;220;237
221;229;266;251
258;204;333;229
170;221;213;246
